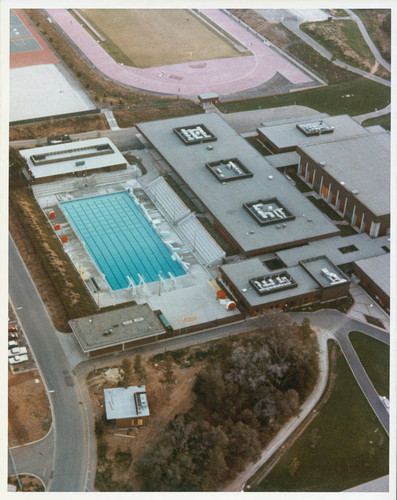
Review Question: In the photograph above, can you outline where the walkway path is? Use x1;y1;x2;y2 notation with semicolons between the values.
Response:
224;309;389;491
269;13;392;87
46;9;315;97
353;103;391;124
102;109;120;131
346;9;391;72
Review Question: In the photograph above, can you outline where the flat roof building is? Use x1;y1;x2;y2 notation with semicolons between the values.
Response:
354;253;390;311
257;114;380;153
220;254;350;315
19;138;127;183
137;113;339;256
69;304;166;357
257;113;390;238
104;385;150;428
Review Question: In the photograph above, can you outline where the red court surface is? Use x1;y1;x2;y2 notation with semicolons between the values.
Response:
10;9;59;69
46;9;314;97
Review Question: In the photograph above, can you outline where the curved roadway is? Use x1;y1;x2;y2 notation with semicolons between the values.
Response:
8;234;89;491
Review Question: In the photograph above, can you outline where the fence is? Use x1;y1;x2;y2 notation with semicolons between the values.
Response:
10;108;101;127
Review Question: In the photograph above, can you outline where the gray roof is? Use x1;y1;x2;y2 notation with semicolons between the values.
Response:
221;258;320;307
69;304;165;352
355;253;390;297
300;133;390;216
257;114;376;150
137;113;338;254
276;233;390;268
266;152;299;169
300;255;350;288
20;138;126;179
104;386;150;420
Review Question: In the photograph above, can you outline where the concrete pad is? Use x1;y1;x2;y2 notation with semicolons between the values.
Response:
10;63;95;121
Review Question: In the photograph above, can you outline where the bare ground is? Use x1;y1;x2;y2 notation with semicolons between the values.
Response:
88;351;207;490
9;199;71;332
8;370;52;447
10;113;109;141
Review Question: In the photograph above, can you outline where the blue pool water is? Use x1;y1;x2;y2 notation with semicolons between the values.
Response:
61;192;185;290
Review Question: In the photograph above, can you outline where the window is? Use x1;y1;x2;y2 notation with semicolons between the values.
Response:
137;419;143;426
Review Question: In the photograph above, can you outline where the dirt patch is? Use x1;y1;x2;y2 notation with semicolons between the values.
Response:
8;370;52;447
9;200;71;332
10;113;109;141
88;351;206;490
8;474;45;492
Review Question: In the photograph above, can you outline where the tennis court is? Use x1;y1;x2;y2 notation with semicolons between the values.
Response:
61;192;186;291
10;10;42;53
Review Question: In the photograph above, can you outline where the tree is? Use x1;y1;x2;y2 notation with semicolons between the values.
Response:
133;353;147;382
288;457;300;477
164;354;175;384
120;357;132;387
301;317;313;338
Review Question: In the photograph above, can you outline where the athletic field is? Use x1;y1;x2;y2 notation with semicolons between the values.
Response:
78;9;245;68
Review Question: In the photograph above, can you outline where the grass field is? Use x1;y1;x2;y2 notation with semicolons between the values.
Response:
250;341;389;492
300;20;390;79
349;332;389;398
217;77;391;117
79;9;245;68
362;113;390;131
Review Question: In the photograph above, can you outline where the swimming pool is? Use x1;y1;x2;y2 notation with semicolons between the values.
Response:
61;192;185;290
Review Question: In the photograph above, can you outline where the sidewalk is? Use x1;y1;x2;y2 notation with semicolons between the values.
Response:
347;284;389;332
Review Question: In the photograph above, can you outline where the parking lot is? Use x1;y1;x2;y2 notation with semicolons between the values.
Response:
8;303;35;374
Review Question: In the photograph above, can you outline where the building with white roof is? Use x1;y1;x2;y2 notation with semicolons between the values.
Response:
19;137;127;183
104;385;150;428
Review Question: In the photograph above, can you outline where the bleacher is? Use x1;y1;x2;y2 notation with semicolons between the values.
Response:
146;177;190;222
176;213;225;267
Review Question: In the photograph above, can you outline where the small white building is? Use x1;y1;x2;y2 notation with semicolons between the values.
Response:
104;385;150;429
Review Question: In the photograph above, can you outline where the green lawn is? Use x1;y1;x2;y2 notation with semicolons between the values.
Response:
217;77;390;117
300;20;377;73
362;113;391;131
250;341;389;491
349;331;389;398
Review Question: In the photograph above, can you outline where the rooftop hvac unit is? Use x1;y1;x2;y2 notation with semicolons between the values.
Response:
319;161;326;167
351;189;359;195
76;160;85;167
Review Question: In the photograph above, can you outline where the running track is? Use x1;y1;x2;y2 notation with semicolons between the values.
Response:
46;9;314;96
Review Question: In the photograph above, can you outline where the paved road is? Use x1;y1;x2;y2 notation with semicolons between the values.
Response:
346;9;391;72
8;234;89;491
9;430;54;488
291;310;389;434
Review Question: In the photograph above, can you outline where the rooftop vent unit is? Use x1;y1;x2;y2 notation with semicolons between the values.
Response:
75;160;85;167
207;145;213;150
351;189;359;195
268;175;274;180
319;161;326;167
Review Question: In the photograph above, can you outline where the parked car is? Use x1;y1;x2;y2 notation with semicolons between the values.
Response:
8;346;28;357
8;325;18;332
8;333;18;340
8;340;18;348
9;354;29;365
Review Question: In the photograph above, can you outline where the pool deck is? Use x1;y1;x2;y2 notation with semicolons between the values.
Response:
33;166;241;330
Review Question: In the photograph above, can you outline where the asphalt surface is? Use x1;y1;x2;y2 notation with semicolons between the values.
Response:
8;234;89;492
9;430;54;487
291;310;389;434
